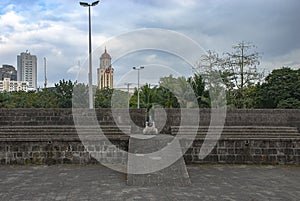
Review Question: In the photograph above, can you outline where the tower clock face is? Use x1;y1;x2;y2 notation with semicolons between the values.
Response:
105;68;110;74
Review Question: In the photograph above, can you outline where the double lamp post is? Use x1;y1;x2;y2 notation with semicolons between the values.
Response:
80;1;144;110
80;1;99;109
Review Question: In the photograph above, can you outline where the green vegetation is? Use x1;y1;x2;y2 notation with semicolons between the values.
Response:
0;42;299;109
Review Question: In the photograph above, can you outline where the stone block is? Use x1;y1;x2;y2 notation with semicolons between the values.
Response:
127;135;191;186
294;149;300;155
32;146;40;152
251;148;262;155
63;158;72;164
235;155;245;164
226;155;236;163
217;148;227;155
267;149;277;155
228;149;235;154
277;155;287;164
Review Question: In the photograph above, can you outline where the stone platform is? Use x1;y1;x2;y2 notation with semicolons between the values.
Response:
127;134;191;186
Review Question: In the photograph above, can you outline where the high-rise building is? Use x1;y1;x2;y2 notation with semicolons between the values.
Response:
17;51;37;90
0;64;17;81
97;48;114;89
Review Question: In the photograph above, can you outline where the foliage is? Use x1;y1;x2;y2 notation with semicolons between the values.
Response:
72;83;89;108
95;88;128;108
95;87;114;108
54;79;75;108
255;67;300;108
187;73;210;108
159;75;197;108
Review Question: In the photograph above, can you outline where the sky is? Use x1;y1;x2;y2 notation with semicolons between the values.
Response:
0;0;300;88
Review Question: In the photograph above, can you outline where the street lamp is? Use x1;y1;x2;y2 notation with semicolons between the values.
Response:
79;0;99;109
132;66;144;109
124;82;133;108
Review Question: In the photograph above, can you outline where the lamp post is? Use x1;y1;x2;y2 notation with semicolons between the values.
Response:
124;82;133;108
132;66;144;109
79;1;99;109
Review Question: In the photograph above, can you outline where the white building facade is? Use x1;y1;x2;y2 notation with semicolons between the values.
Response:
17;51;37;90
0;78;28;92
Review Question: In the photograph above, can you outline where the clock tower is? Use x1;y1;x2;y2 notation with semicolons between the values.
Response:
97;48;114;89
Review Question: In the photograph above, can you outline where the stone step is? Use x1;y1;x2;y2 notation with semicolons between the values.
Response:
171;126;300;139
171;126;298;130
173;130;299;135
171;127;298;133
175;134;300;139
0;135;129;142
0;130;129;134
0;126;131;132
0;133;126;138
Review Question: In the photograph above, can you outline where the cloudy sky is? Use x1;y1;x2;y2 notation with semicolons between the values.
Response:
0;0;299;88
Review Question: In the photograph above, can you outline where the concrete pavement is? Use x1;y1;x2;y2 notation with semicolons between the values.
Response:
0;164;300;201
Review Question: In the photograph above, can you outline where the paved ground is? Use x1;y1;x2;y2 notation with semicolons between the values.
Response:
0;164;300;201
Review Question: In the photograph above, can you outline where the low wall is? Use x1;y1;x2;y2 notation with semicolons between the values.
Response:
154;109;300;133
183;139;300;165
0;109;299;165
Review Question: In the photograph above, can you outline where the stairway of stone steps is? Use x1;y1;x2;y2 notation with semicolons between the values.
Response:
1;124;299;141
171;126;300;139
0;125;131;141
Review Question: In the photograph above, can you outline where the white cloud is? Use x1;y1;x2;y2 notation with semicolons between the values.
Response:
0;0;300;87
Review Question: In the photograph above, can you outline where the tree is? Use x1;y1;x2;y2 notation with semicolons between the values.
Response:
54;79;76;108
255;67;300;108
159;75;197;108
194;50;225;88
72;83;89;108
152;86;180;109
95;88;128;108
34;89;58;108
223;42;262;108
187;74;210;108
95;87;113;108
194;50;228;108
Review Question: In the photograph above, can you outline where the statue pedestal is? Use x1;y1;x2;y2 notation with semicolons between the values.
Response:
127;134;191;186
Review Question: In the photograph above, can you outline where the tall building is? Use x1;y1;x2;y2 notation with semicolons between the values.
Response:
0;64;17;81
17;51;37;90
97;48;114;89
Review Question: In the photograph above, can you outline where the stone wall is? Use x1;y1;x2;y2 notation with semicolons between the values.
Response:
183;139;300;165
0;108;299;165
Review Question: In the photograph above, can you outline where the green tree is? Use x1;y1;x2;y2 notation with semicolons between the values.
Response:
95;88;128;108
34;89;59;108
255;67;300;108
187;73;210;108
95;87;113;108
72;83;89;108
54;79;75;108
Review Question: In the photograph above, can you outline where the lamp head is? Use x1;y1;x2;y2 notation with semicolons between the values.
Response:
79;2;89;7
91;1;100;6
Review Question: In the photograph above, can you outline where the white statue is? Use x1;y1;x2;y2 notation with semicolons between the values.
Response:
143;116;158;135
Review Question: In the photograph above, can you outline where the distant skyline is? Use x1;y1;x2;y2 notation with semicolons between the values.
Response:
0;0;299;87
